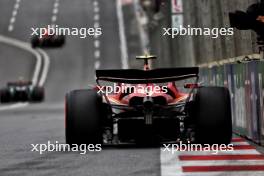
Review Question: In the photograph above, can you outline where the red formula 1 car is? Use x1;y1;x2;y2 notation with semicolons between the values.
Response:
65;55;232;146
31;29;65;48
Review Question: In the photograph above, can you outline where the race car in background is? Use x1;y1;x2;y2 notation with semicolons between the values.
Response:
0;80;45;103
65;55;232;146
31;29;65;48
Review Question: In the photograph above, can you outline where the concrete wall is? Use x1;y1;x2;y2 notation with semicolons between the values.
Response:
146;0;259;67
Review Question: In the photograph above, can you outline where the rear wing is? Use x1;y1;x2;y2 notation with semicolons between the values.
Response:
7;81;32;86
96;67;199;84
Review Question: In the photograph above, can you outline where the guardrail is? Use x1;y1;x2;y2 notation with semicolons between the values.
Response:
199;58;264;146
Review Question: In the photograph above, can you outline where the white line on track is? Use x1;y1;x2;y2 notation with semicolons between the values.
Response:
14;1;20;9
116;0;129;69
10;17;16;23
94;6;100;13
94;40;100;48
94;50;100;59
53;8;58;15
51;15;57;23
93;0;101;68
51;0;60;24
0;103;28;111
8;26;14;32
0;35;42;86
0;35;50;111
37;49;51;87
12;10;17;17
94;60;101;70
93;1;98;7
94;34;99;39
8;0;21;32
94;22;100;28
54;2;59;8
94;14;100;21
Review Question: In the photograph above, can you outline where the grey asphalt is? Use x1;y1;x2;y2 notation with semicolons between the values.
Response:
0;0;160;176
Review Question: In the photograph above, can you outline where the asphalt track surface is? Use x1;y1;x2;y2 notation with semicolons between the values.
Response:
0;0;159;175
0;0;263;176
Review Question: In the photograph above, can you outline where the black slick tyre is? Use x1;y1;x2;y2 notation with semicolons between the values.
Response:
31;87;45;102
65;89;105;145
31;36;39;48
194;87;232;145
0;89;11;103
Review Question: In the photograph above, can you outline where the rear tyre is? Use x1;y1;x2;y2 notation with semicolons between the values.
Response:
65;89;105;145
0;89;11;103
31;36;39;48
31;87;45;102
57;35;65;47
59;35;65;45
194;87;232;145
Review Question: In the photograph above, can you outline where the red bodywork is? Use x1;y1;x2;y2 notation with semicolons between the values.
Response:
95;62;192;106
106;83;189;106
